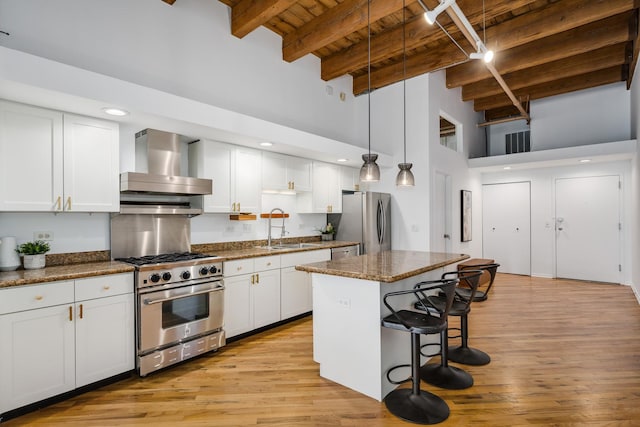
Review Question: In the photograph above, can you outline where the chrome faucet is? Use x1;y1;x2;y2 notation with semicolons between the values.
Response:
267;208;286;247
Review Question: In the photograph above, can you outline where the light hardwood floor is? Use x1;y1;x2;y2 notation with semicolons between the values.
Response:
4;274;640;426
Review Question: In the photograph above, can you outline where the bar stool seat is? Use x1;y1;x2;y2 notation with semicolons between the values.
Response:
381;278;458;425
456;262;500;302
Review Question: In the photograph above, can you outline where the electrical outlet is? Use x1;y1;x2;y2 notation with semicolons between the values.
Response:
34;231;53;241
338;298;351;309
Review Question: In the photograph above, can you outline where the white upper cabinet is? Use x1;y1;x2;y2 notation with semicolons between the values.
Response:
189;140;262;213
0;100;119;212
63;114;119;212
296;161;342;213
262;152;312;192
340;166;361;192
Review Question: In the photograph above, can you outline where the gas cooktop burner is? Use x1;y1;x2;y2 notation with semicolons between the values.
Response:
116;252;215;266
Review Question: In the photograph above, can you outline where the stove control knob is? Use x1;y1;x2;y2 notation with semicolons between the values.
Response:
162;272;172;281
199;267;209;276
209;266;218;274
150;273;161;283
181;271;191;280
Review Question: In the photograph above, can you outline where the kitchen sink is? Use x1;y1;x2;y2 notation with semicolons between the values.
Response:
255;243;322;250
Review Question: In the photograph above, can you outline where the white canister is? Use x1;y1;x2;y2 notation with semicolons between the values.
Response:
0;236;21;271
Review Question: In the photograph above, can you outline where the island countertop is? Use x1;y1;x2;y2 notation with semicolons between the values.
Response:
295;250;469;282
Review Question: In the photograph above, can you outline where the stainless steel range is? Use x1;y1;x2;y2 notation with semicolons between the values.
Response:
115;252;225;376
111;128;224;376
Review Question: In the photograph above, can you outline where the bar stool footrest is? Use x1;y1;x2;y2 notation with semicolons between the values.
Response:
384;388;450;425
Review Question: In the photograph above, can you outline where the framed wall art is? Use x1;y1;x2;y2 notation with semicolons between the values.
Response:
461;190;472;242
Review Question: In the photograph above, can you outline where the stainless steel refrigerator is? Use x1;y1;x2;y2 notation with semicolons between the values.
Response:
336;191;391;254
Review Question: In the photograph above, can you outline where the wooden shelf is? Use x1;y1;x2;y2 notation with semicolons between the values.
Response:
260;213;290;218
229;214;257;221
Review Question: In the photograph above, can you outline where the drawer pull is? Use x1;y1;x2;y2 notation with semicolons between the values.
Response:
237;266;242;271
35;295;43;301
103;285;111;290
267;262;271;266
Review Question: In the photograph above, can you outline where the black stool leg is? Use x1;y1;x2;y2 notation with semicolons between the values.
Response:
384;333;450;424
420;329;473;389
448;314;490;366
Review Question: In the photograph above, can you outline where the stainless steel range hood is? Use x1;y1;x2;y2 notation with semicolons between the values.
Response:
119;129;212;215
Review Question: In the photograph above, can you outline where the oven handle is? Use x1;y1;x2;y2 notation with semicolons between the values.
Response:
143;283;223;305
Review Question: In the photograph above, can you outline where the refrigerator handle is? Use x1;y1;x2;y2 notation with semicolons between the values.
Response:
377;199;384;244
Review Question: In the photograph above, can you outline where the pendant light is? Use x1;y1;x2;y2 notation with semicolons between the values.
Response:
396;0;415;187
360;0;380;182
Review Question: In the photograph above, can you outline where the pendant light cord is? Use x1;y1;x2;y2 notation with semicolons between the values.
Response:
367;0;371;158
402;0;406;164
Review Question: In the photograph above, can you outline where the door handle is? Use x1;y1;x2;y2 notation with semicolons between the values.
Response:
444;234;450;239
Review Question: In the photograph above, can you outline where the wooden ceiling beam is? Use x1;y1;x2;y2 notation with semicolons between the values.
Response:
473;67;625;111
352;39;467;94
447;0;636;88
484;106;522;122
162;0;176;4
282;0;415;63
448;12;633;89
627;9;640;88
321;0;538;82
462;43;629;101
231;0;297;39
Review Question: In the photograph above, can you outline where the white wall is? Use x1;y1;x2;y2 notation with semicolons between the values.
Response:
531;83;630;150
480;160;633;283
427;71;484;258
0;0;358;146
487;84;630;156
630;75;640;299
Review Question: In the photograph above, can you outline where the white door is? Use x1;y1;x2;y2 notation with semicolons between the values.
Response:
555;175;620;283
431;172;451;253
482;182;531;275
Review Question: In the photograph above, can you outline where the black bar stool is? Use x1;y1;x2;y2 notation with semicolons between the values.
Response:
455;263;499;302
381;278;458;425
415;270;483;389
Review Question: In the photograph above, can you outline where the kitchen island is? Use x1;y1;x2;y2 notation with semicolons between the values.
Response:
296;250;469;401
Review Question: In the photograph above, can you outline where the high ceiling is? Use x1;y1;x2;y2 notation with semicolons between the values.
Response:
164;0;639;124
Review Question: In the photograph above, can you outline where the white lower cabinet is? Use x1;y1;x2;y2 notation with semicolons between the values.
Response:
0;273;134;414
223;249;331;338
281;249;331;318
223;256;281;338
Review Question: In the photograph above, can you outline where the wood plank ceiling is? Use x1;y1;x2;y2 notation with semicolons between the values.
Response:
164;0;639;124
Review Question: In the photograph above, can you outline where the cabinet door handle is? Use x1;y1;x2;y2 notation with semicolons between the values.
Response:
256;273;259;283
66;196;72;211
56;196;62;211
79;303;83;319
232;202;236;212
291;181;295;190
251;274;255;284
69;306;73;321
237;202;241;212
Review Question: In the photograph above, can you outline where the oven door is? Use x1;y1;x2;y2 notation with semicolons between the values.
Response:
138;280;224;353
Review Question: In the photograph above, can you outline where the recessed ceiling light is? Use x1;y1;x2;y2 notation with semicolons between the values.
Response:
101;107;129;116
260;142;273;147
579;159;591;163
503;166;512;170
337;158;348;162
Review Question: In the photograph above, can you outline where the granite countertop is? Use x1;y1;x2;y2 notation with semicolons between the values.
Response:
0;261;135;289
295;250;470;283
201;240;359;261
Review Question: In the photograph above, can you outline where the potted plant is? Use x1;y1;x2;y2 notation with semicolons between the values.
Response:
16;240;50;269
320;223;336;241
